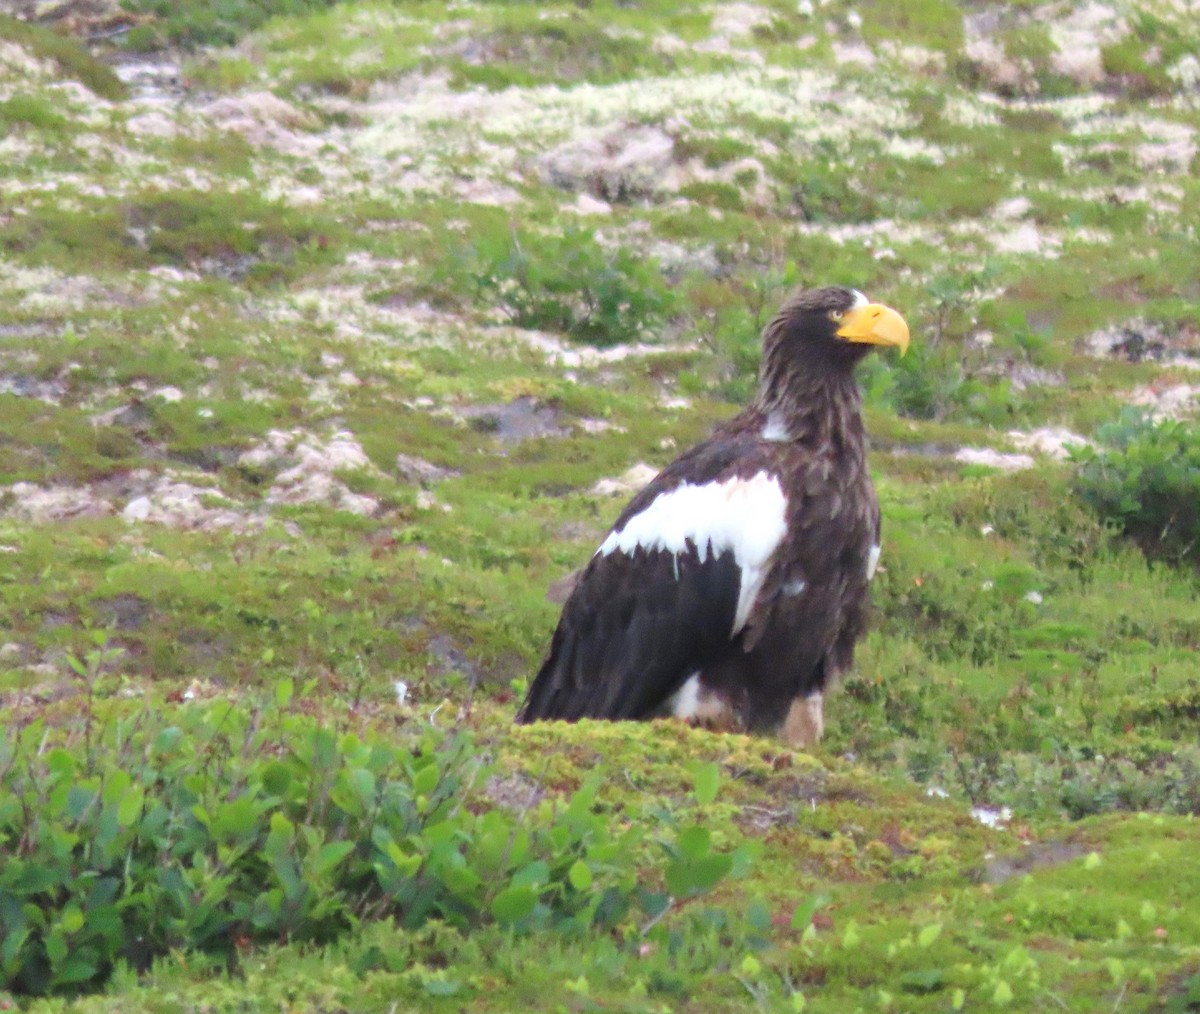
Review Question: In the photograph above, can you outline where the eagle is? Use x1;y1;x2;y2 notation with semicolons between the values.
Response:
517;286;909;747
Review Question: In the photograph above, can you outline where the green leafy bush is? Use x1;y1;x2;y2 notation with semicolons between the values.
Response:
678;260;799;402
452;226;674;347
0;14;127;100
0;687;740;997
118;0;346;49
861;336;1025;427
1071;411;1200;565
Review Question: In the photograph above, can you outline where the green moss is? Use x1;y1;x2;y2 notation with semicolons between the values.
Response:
0;94;71;134
858;0;964;55
674;134;757;169
677;180;745;212
0;190;343;279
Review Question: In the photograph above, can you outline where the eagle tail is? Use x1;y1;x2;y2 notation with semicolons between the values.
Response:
517;633;586;722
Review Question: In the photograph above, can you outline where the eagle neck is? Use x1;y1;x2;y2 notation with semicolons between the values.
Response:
752;358;864;456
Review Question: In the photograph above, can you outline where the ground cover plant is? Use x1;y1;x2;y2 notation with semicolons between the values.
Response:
2;0;1200;1009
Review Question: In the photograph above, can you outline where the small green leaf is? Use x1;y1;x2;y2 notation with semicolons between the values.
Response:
568;859;593;891
693;761;720;805
385;841;422;878
274;677;293;708
993;980;1013;1005
441;865;483;900
900;969;946;993
492;885;537;924
412;763;439;796
45;931;67;966
640;891;670;921
52;955;97;985
675;825;712;859
261;761;293;796
316;840;356;876
512;861;549;889
665;852;733;898
349;767;376;801
791;893;831;930
747;897;772;932
45;749;76;779
917;922;942;949
59;905;85;935
152;726;183;755
423;978;462;997
101;770;131;806
1;926;29;967
117;787;144;826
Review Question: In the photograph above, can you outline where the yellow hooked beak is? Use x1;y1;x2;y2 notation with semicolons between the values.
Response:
836;303;910;356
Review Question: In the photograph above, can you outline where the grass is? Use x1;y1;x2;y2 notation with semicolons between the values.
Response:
3;0;1200;1008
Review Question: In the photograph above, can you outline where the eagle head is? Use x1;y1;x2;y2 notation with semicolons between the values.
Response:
765;286;910;370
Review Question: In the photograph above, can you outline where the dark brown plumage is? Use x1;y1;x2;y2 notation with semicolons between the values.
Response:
517;286;910;746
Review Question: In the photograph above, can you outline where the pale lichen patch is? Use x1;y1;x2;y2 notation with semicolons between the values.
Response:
1126;383;1200;421
240;429;383;515
954;448;1036;472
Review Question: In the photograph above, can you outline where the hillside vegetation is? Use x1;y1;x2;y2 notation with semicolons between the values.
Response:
1;0;1199;1010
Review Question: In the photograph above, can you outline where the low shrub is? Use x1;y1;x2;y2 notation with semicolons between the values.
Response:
0;684;739;997
0;14;127;101
1071;410;1200;565
451;226;674;347
118;0;346;49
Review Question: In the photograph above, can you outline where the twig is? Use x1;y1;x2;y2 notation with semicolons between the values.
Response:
743;805;791;820
639;897;675;937
733;975;765;1005
1040;990;1070;1011
497;760;549;873
88;26;133;41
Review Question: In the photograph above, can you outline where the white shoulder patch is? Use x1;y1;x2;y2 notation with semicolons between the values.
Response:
598;470;789;636
866;543;881;581
761;412;791;442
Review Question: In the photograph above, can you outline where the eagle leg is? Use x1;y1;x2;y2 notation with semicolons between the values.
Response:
781;692;824;748
683;709;745;736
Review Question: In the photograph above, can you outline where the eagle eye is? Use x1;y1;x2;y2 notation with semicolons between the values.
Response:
828;309;844;322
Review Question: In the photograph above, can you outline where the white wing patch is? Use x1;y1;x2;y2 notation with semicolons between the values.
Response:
866;543;881;581
598;470;789;636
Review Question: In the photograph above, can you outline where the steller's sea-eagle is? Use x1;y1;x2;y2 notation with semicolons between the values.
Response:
517;286;910;747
